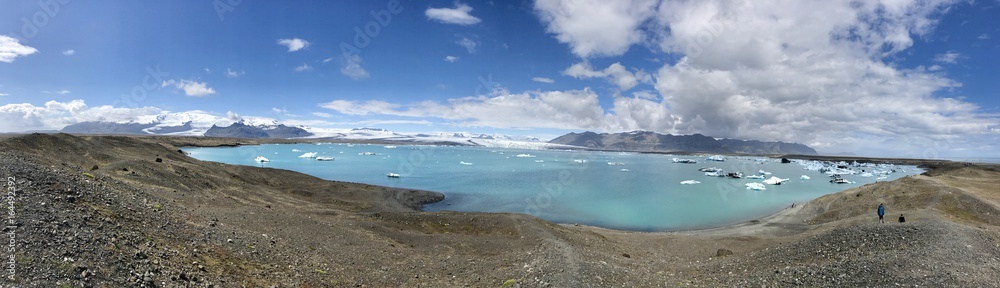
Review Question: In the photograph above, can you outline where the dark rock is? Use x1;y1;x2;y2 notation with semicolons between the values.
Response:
717;249;734;257
155;158;163;163
91;165;99;170
622;253;631;258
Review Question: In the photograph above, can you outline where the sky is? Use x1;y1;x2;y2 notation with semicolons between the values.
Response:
1;0;998;158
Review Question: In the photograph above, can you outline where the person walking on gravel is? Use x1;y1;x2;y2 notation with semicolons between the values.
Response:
877;203;885;223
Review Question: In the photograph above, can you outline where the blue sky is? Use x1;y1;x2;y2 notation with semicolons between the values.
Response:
1;0;998;158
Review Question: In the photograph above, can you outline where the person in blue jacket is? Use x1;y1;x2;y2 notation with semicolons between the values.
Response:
877;203;885;223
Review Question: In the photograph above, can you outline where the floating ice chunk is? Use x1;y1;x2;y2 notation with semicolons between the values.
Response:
763;176;789;185
460;161;473;165
680;180;701;185
745;183;766;190
254;156;269;162
800;175;811;180
298;152;318;158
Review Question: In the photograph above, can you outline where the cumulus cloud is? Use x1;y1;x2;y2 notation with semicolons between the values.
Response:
520;0;999;156
532;77;555;83
62;50;75;56
294;63;313;72
456;37;477;53
320;89;609;130
444;55;460;63
977;33;990;40
534;0;658;58
426;3;481;25
563;62;650;91
0;35;38;63
0;100;162;132
276;38;310;52
341;54;369;80
161;79;216;97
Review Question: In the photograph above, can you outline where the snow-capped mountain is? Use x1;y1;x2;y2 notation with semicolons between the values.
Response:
58;113;560;148
61;111;312;138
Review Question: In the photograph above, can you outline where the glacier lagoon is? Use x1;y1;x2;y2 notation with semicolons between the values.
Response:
184;143;921;231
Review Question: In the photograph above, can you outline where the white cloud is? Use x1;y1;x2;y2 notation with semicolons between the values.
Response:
563;62;650;91
226;68;245;78
0;99;163;132
312;112;333;118
62;50;75;56
978;33;990;40
456;37;477;53
321;89;610;130
161;79;216;97
0;93;8;97
426;3;481;25
276;38;310;52
0;35;38;63
341;54;369;80
295;63;313;72
933;51;961;64
322;57;334;63
532;77;555;84
521;0;1000;157
444;56;460;63
534;0;658;58
42;90;71;95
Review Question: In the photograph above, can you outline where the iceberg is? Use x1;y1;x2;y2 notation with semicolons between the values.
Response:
746;175;765;179
706;155;726;162
460;161;473;165
515;154;536;158
316;156;334;161
386;173;400;178
298;152;318;158
254;156;269;162
800;175;811;180
745;182;766;190
291;149;302;152
680;180;701;185
763;176;789;185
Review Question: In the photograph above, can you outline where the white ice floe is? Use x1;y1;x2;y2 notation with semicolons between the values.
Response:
460;161;473;165
746;175;765;179
706;155;726;162
745;182;766;190
763;176;790;185
254;156;269;162
680;180;701;185
620;168;630;172
800;175;811;180
291;149;302;152
298;152;318;158
316;156;334;161
386;173;400;178
515;154;536;158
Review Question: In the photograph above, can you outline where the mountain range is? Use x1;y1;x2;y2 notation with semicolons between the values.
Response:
548;131;817;155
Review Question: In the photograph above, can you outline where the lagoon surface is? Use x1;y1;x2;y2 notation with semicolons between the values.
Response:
184;143;921;231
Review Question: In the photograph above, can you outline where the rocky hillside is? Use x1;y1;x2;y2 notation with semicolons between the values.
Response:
549;131;818;155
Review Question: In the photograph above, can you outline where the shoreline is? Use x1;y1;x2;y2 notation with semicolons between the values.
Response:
179;137;926;234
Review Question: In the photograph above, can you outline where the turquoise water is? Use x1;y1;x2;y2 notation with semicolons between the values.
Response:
184;144;921;231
